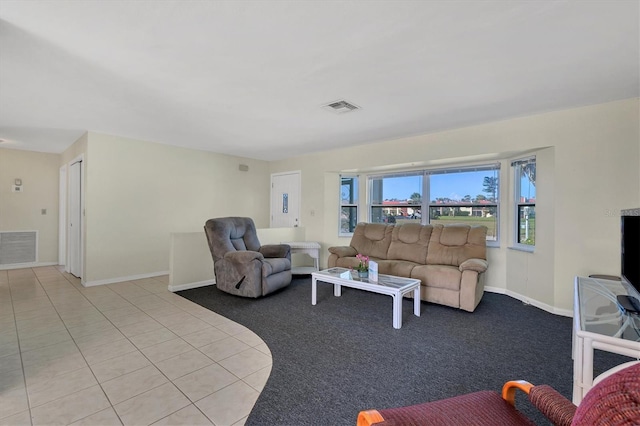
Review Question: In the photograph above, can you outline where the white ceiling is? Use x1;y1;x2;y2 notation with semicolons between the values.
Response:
0;1;638;161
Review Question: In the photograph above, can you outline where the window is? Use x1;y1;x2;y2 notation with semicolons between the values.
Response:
339;175;359;235
512;157;536;247
367;164;500;242
427;166;499;242
369;172;423;225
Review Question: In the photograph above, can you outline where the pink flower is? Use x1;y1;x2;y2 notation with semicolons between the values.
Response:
355;253;369;271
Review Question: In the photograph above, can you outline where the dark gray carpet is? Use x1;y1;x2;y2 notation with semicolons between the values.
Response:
178;277;628;426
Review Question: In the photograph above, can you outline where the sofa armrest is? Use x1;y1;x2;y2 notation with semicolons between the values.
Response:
459;258;488;273
259;244;291;259
328;246;358;258
224;251;264;263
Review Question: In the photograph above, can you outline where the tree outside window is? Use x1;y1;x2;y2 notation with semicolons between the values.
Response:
339;175;358;235
513;158;536;246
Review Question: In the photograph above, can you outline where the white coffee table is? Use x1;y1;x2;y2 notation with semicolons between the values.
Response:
311;267;421;329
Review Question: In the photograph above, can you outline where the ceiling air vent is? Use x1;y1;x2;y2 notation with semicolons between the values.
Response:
322;100;360;114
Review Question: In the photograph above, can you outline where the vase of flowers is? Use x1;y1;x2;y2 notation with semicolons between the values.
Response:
355;253;369;278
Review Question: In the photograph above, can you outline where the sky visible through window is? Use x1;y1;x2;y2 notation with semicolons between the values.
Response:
520;175;536;201
380;171;526;201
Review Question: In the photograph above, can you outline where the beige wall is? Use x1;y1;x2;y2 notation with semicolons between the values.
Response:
269;98;640;312
82;132;270;284
0;148;60;265
551;100;639;308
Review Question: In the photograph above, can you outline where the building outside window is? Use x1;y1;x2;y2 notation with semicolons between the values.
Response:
512;157;536;247
339;175;359;236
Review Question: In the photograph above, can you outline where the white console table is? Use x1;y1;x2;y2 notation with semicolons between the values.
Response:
572;276;640;404
281;241;321;275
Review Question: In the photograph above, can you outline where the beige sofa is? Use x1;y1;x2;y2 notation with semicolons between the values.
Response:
328;222;488;312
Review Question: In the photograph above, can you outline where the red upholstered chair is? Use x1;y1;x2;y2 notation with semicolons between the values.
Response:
357;362;640;426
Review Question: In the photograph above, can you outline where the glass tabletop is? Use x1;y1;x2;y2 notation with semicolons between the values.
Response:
315;267;419;290
576;276;640;341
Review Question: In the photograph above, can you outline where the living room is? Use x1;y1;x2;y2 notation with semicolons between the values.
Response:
1;1;639;425
3;98;638;314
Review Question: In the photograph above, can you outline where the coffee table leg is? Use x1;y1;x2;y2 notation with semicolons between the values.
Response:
414;286;420;317
334;284;341;297
393;294;402;329
312;276;317;305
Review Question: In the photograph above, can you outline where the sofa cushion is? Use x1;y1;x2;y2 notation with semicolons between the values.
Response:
387;223;433;264
411;264;462;291
376;260;420;278
350;223;393;260
427;225;487;267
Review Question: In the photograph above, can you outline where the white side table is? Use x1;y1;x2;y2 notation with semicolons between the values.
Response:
281;241;321;275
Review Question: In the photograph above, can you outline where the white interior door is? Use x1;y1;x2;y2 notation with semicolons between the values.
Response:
271;171;300;228
58;165;66;266
68;160;82;278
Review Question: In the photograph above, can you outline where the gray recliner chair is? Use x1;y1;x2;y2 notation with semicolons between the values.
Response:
204;217;292;297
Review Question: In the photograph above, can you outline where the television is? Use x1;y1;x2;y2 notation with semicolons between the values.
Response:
619;209;640;313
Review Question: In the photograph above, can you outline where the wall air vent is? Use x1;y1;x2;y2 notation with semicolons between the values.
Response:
322;100;361;114
0;231;37;265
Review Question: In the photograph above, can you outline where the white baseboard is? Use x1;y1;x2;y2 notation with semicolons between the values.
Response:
484;286;573;317
0;261;57;270
168;280;215;293
83;271;170;287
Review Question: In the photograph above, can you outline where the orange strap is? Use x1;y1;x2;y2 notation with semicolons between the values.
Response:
356;409;385;426
502;380;534;405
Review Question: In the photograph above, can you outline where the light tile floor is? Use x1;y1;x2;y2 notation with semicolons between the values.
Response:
0;266;272;426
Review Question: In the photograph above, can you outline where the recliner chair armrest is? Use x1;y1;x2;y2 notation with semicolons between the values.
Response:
528;385;576;426
356;409;384;426
501;380;533;405
459;258;488;273
328;246;357;258
224;251;264;263
259;244;291;259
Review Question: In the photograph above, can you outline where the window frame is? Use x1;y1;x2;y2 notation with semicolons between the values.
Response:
339;174;359;236
512;156;536;251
